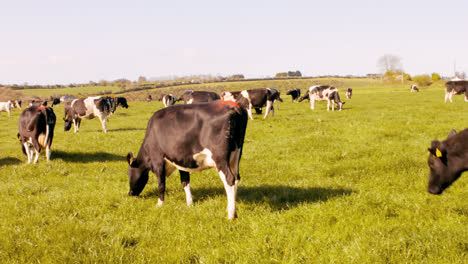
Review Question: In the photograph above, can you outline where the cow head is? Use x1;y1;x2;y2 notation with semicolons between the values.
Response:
427;129;463;194
63;106;74;131
127;152;149;196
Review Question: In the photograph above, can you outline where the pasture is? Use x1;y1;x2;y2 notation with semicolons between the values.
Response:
0;79;467;263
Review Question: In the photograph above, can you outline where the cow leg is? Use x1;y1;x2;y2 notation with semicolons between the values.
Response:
73;119;78;133
217;158;239;219
180;171;193;206
46;144;51;161
99;117;107;133
24;143;32;164
247;105;254;120
152;161;167;206
327;99;331;111
264;100;273;119
310;99;315;110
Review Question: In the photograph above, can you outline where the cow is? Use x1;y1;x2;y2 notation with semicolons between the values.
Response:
427;128;468;194
222;88;283;119
298;85;344;111
17;105;56;164
160;94;177;107
147;95;153;103
126;100;248;219
12;100;22;110
410;85;419;92
179;90;220;104
63;96;111;133
444;80;468;103
286;89;301;102
0;101;12;117
346;88;353;99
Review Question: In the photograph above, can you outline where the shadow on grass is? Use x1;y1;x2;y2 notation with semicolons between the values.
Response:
144;185;353;211
0;157;22;167
107;128;145;132
52;150;125;163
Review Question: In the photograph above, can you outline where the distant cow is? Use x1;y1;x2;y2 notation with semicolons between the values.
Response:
445;80;468;103
12;100;22;110
298;85;344;111
17;105;56;163
286;89;301;102
160;94;177;107
63;96;111;133
0;101;12;117
427;128;468;194
127;100;248;219
116;97;129;109
147;95;153;103
179;90;220;104
410;85;419;92
222;88;283;119
346;88;353;99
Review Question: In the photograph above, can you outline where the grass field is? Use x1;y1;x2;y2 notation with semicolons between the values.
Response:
0;79;467;263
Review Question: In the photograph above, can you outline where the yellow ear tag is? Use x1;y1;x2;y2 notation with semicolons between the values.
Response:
436;148;442;158
129;157;134;164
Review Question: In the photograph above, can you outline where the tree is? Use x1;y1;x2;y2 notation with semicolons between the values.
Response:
377;54;403;73
431;73;441;81
138;76;147;83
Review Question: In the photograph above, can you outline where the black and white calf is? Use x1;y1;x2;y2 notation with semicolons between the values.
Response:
11;100;22;110
116;97;129;109
427;128;468;194
445;80;468;103
18;105;56;163
127;100;248;219
160;94;177;107
410;85;419;92
346;88;353;99
63;96;111;133
222;88;283;119
286;89;301;102
179;90;220;104
298;85;344;111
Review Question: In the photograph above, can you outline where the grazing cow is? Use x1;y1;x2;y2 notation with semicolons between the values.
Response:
410;85;419;92
179;90;220;104
427;128;468;194
12;100;22;110
346;88;353;99
147;95;153;103
0;101;12;117
286;89;301;102
51;98;61;107
63;96;111;133
222;88;283;119
17;105;56;163
116;97;129;109
127;100;248;219
444;80;468;103
298;85;344;111
160;94;177;107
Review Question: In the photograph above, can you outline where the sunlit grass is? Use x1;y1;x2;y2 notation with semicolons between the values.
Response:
0;79;466;263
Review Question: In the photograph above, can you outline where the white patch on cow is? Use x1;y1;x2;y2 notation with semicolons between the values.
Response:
24;142;32;164
192;148;216;169
222;92;235;102
184;183;193;206
187;99;193;104
218;170;237;219
264;100;274;118
33;149;40;164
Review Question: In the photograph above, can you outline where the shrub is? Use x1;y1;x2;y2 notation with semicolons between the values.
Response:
431;73;441;81
413;74;433;87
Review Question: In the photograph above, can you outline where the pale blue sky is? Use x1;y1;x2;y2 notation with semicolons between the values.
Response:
1;0;467;84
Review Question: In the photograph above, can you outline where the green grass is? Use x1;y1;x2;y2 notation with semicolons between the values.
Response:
0;79;467;263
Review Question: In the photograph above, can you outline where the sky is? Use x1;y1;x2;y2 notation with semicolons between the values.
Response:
1;0;468;85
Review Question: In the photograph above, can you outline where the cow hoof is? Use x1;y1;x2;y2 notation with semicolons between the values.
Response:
187;200;193;207
228;212;238;220
157;199;164;206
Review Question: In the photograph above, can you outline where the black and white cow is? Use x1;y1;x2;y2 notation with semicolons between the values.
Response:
286;89;301;102
17;105;56;163
346;88;353;99
127;100;248;219
11;100;22;110
298;85;344;111
427;128;468;194
63;96;111;133
160;94;177;107
179;90;220;104
222;88;283;119
0;101;12;117
410;85;419;92
445;80;468;103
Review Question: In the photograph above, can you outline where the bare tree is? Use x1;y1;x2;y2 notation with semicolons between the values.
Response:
377;54;403;73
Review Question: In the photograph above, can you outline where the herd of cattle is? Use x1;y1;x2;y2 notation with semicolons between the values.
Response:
2;81;468;219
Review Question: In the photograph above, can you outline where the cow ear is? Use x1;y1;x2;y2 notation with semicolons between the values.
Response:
127;152;136;166
428;140;446;158
448;129;457;138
